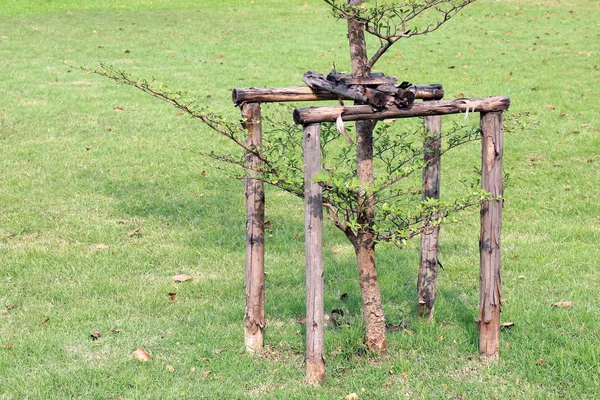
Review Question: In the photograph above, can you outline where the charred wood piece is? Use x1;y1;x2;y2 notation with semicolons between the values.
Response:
302;71;415;110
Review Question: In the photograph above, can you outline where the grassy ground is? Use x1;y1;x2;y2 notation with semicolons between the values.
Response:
1;0;599;398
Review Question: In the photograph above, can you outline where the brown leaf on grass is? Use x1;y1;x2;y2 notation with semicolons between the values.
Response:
171;274;192;282
166;365;175;373
168;292;177;301
202;370;212;378
41;317;49;325
346;393;358;400
298;316;307;324
552;301;572;308
190;367;197;373
500;322;515;329
5;304;16;311
110;329;121;334
127;228;141;237
113;107;124;112
94;243;109;250
213;348;227;354
6;344;13;350
536;359;546;365
133;348;151;362
90;330;102;340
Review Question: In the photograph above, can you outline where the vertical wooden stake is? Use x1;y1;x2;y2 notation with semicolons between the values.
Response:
303;123;326;384
478;111;504;361
417;113;443;319
242;102;265;353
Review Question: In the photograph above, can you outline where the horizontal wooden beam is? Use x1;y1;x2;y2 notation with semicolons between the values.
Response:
232;84;444;104
293;96;510;125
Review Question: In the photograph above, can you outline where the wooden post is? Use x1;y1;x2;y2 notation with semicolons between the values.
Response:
417;112;442;319
478;111;504;361
303;123;326;384
242;102;265;353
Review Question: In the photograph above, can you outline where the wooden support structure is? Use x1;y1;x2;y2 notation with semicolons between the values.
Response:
478;111;504;361
242;102;266;352
303;123;326;384
293;96;510;125
234;78;508;380
232;84;444;104
417;110;443;319
302;71;415;109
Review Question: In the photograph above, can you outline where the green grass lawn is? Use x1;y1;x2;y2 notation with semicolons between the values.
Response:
1;0;599;398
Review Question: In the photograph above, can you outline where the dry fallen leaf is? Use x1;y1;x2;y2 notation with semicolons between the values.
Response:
94;243;109;250
202;370;211;378
500;322;515;329
90;330;102;340
552;301;572;308
41;317;49;325
536;359;546;366
113;107;124;112
171;274;192;283
110;329;121;334
346;393;358;400
127;228;141;237
166;365;175;373
298;316;307;324
133;348;152;362
168;292;177;301
190;367;197;373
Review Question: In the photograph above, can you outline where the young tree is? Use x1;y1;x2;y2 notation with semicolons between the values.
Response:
324;0;477;350
84;0;480;354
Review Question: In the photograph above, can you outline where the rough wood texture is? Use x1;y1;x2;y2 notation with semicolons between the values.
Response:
327;71;398;86
303;123;326;384
303;71;414;109
242;102;266;353
293;96;510;125
231;84;444;104
478;111;504;362
347;5;387;353
417;112;442;320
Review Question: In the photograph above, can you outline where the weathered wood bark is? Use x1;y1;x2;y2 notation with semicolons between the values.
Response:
293;96;511;125
242;102;265;352
347;0;387;353
303;123;326;384
478;111;504;362
417;112;442;319
327;72;398;85
302;71;414;109
232;84;444;104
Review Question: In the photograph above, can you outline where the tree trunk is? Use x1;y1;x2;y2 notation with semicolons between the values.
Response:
347;0;387;352
351;233;387;352
417;113;442;319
